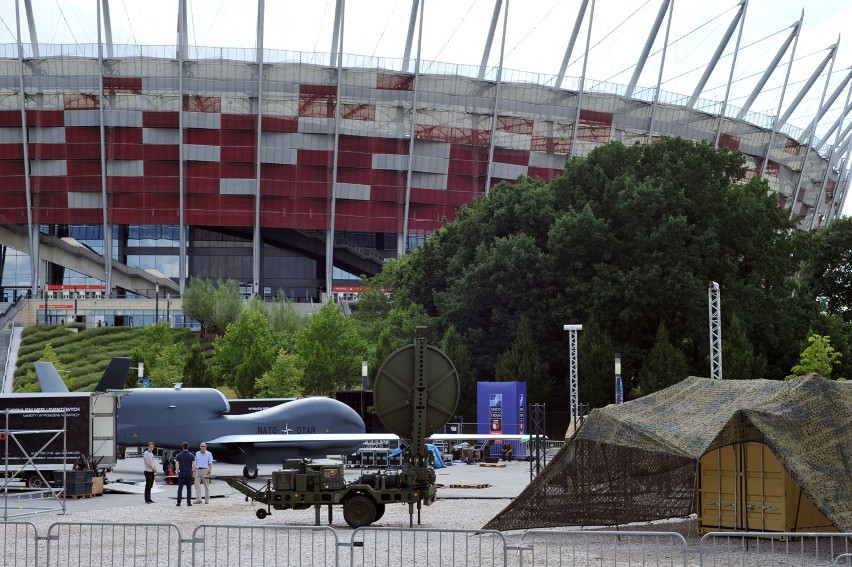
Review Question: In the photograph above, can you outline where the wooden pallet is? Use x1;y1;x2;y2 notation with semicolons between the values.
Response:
479;463;507;468
65;493;94;500
448;483;491;489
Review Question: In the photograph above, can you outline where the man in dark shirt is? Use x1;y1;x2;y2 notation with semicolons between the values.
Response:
173;442;196;506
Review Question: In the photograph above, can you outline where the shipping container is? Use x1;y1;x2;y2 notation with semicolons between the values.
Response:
698;442;835;534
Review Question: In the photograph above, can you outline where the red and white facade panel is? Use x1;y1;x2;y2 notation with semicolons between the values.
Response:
0;54;842;244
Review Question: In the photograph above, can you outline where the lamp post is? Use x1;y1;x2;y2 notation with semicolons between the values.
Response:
166;292;171;325
615;352;623;404
154;283;159;324
361;355;368;418
563;324;583;426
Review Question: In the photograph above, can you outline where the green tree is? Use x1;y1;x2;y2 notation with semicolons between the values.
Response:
494;317;551;403
132;323;186;387
295;301;368;395
213;308;279;397
255;351;304;397
799;216;852;322
383;138;806;389
633;323;689;397
578;316;616;409
368;302;431;386
182;341;212;388
441;324;476;417
182;278;244;336
786;334;842;380
723;315;767;381
147;343;185;388
262;291;308;334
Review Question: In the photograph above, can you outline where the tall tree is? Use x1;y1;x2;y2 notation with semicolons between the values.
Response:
255;351;304;397
494;316;551;403
213;308;278;397
441;324;476;417
722;315;767;381
295;301;368;395
799;216;852;323
182;278;244;336
182;340;212;388
578;316;616;409
633;323;689;397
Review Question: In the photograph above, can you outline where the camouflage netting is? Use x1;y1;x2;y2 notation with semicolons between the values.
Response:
484;375;852;532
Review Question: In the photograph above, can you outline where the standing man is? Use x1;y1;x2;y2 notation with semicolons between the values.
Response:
142;441;157;504
174;442;195;506
193;442;213;504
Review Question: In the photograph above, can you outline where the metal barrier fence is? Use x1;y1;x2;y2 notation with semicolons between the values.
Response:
517;530;688;567
45;522;182;567
351;526;508;566
699;532;852;567
0;521;38;566
191;524;339;566
4;521;852;567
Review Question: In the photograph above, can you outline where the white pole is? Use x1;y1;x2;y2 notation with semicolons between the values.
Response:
564;324;583;424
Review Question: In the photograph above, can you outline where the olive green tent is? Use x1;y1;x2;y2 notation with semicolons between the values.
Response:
484;375;852;532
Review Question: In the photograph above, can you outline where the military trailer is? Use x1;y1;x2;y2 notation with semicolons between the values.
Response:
221;329;458;528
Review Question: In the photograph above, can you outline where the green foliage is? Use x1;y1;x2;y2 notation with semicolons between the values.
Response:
213;308;279;397
368;302;432;386
494;317;551;403
578;316;616;409
132;323;188;388
787;334;842;380
183;341;213;388
441;324;476;417
381;137;812;403
633;323;689;397
295;301;368;395
256;351;304;397
799;216;852;323
182;278;244;336
723;315;768;380
261;292;309;334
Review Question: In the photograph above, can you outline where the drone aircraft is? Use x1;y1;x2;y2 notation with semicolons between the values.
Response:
34;358;370;478
34;358;540;477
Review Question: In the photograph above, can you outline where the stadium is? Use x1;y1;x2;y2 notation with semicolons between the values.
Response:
0;0;850;306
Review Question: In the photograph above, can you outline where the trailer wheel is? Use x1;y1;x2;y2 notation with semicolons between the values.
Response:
243;466;258;479
373;503;386;522
27;476;47;489
256;508;268;519
343;495;376;528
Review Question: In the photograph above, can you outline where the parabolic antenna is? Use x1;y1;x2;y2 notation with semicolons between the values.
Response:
373;331;460;442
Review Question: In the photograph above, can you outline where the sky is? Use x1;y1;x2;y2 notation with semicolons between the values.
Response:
2;0;852;212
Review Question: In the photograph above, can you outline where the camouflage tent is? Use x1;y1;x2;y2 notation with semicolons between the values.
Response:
484;375;852;532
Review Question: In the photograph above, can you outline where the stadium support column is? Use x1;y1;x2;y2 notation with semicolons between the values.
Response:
623;0;668;100
484;0;508;195
647;0;674;145
16;0;38;300
713;1;747;148
252;0;266;298
101;0;114;59
570;0;594;159
178;0;187;294
708;282;722;380
761;16;800;181
400;0;424;257
97;0;113;297
555;0;590;89
477;0;502;80
563;324;582;429
326;1;345;299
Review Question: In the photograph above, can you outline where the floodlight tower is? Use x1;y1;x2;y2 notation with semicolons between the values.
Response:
564;324;583;424
708;282;722;380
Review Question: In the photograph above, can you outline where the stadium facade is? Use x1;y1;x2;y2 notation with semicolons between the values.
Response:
0;0;849;303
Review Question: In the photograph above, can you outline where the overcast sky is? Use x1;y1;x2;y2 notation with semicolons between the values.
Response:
2;0;852;212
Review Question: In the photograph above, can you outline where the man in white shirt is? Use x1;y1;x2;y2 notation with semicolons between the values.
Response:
142;441;157;504
193;442;213;504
